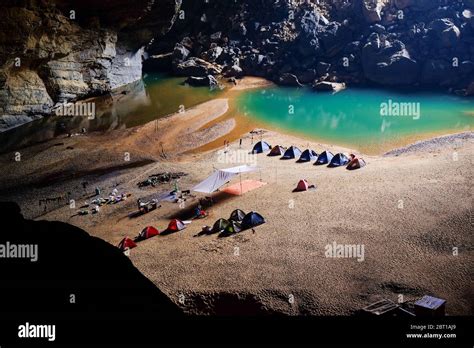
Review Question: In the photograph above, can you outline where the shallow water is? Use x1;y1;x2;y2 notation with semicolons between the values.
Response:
0;74;221;152
1;75;473;154
236;87;474;153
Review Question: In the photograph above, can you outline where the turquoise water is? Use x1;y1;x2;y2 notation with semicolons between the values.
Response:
237;87;473;153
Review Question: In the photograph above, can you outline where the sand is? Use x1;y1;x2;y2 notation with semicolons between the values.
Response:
0;77;472;315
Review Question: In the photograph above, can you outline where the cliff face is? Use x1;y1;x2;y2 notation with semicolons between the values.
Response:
0;0;181;131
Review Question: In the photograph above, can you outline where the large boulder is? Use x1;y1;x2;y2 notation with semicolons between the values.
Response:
319;22;353;57
175;57;222;76
0;0;182;130
427;19;461;48
172;43;190;63
362;34;420;85
313;81;346;93
361;0;385;23
421;59;457;85
184;75;219;88
278;73;303;87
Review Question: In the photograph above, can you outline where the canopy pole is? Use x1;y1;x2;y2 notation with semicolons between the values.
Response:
239;173;243;196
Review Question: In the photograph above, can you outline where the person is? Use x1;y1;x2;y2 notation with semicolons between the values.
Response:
239;138;242;148
194;204;202;218
95;187;101;196
137;198;142;211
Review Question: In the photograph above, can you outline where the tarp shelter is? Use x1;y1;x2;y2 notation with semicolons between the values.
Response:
224;220;242;234
252;141;271;154
118;237;137;251
168;219;186;232
347;157;367;170
241;211;265;230
212;218;231;233
192;165;258;194
328;153;350;167
298;149;318;162
281;146;302;159
268;145;286;156
294;179;309;192
136;226;159;241
315;151;334;165
229;209;246;222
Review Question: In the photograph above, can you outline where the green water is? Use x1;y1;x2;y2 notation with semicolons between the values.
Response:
236;87;473;152
0;74;221;152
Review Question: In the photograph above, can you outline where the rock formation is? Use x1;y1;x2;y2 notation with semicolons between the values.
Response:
1;0;473;131
0;0;181;131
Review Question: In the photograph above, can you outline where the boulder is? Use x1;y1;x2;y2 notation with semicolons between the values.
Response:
319;22;353;57
421;59;456;85
466;81;474;96
313;81;346;93
144;53;173;71
278;73;303;87
202;46;223;62
172;43;190;63
297;69;317;84
428;19;461;48
362;35;420;85
184;75;219;89
175;58;223;76
224;64;243;78
316;62;332;76
362;0;385;23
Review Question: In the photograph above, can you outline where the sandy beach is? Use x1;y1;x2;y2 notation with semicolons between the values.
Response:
0;77;472;315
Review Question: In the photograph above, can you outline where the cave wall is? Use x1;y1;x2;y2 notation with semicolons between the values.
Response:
0;0;181;131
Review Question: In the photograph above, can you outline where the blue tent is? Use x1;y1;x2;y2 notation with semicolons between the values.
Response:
252;141;271;154
241;211;265;230
328;153;350;167
314;151;334;165
281;146;302;159
298;149;318;162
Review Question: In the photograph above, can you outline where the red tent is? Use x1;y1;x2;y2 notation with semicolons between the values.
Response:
138;226;160;240
167;219;186;232
294;179;309;192
118;237;137;251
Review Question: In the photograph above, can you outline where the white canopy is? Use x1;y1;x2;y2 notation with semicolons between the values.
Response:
191;165;258;193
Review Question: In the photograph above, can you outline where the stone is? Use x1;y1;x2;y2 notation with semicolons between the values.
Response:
175;58;223;76
278;73;303;87
313;81;346;93
172;43;190;63
184;75;219;88
428;19;461;48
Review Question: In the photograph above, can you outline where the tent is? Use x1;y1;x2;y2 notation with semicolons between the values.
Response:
167;219;186;232
268;145;286;156
294;179;309;192
281;146;302;159
136;226;159;241
347;157;367;170
328;153;350;167
212;218;231;233
118;237;137;251
229;209;246;222
241;211;265;230
298;149;318;162
314;151;334;165
252;141;271;154
192;165;258;194
224;220;242;235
